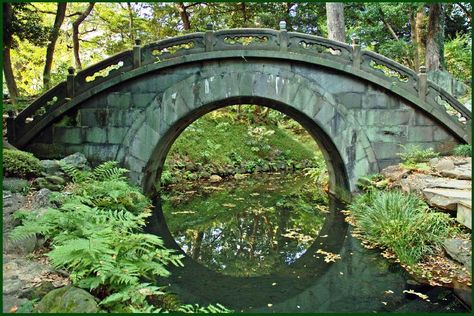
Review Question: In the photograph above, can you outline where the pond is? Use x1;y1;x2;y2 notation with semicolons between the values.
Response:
146;172;469;313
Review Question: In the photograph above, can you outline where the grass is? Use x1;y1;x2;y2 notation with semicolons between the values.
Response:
453;144;471;157
163;107;320;180
349;190;456;266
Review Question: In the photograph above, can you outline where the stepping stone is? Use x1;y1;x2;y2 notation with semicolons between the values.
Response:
440;166;471;180
422;188;471;211
457;201;472;230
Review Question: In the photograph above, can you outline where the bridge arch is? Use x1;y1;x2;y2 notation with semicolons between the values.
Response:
10;28;470;197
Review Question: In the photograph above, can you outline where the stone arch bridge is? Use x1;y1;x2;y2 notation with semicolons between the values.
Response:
7;26;471;198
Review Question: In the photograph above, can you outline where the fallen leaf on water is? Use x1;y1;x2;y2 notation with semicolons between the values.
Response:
272;282;277;286
384;290;394;295
339;272;344;275
267;304;273;308
320;235;328;238
9;306;17;313
316;249;341;263
382;302;388;306
403;289;429;300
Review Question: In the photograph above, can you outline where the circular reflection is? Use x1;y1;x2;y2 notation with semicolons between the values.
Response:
162;173;328;277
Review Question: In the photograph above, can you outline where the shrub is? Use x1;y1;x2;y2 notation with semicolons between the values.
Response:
398;145;439;165
10;161;184;312
453;144;471;157
3;149;43;179
349;190;456;265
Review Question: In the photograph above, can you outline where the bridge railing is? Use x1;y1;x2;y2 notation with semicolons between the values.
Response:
7;25;471;147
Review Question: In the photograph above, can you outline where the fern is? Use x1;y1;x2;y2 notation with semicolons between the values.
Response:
92;161;128;181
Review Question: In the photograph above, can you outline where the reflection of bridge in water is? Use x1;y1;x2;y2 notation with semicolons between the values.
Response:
7;23;471;198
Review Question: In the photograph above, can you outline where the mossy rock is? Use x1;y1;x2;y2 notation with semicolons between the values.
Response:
45;175;66;185
33;177;63;191
3;149;43;179
3;177;30;194
35;286;99;313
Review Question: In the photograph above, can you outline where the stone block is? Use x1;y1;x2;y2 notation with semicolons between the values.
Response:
106;127;128;144
337;92;362;109
457;201;471;229
129;124;160;162
84;127;107;143
53;127;83;144
372;142;401;160
107;92;132;108
132;92;157;108
362;109;412;126
364;126;408;143
407;126;434;142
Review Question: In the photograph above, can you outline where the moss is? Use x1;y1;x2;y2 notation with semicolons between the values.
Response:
3;149;43;179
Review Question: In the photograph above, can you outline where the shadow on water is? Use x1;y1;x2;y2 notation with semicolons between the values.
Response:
145;173;469;313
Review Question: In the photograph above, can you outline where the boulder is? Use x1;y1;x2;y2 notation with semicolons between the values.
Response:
443;238;472;271
4;234;38;255
422;188;471;211
3;178;29;194
40;160;62;175
45;175;66;186
440;166;471;180
35;286;99;313
400;174;471;194
31;188;52;209
209;175;223;183
432;159;455;172
33;177;63;191
380;165;410;182
59;153;90;171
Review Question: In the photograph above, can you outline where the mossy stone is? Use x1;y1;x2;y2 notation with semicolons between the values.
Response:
35;286;99;313
3;177;30;194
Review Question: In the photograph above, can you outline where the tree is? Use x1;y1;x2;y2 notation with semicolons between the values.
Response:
326;3;345;42
175;2;191;30
72;2;95;69
43;3;67;90
426;3;445;71
3;3;48;101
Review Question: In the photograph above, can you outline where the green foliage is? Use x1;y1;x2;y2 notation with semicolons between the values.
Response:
11;161;185;312
246;126;275;154
60;160;128;183
349;190;456;265
453;144;471;157
444;33;472;83
398;145;439;166
303;152;328;186
3;149;43;179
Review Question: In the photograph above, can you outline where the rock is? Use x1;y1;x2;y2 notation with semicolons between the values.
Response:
40;160;62;175
457;201;472;229
35;286;99;313
3;178;30;194
31;188;52;209
234;173;248;180
432;159;455;172
4;234;38;255
45;175;66;186
400;174;471;194
59;153;90;171
381;165;410;182
3;279;23;295
20;282;56;300
422;188;471;211
33;177;63;191
440;166;471;180
209;175;222;183
443;238;472;271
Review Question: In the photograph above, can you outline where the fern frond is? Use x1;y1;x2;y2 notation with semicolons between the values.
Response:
93;161;128;181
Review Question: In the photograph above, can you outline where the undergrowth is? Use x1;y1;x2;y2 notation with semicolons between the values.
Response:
10;161;231;313
349;190;457;266
3;148;43;179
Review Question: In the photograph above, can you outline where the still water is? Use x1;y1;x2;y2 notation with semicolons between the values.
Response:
146;172;469;312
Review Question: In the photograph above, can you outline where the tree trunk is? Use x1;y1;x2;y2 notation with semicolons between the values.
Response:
3;3;18;102
241;2;247;26
127;2;134;43
326;3;345;42
43;3;67;90
410;11;419;71
416;7;425;67
72;2;95;70
176;2;191;30
378;7;399;40
426;3;445;71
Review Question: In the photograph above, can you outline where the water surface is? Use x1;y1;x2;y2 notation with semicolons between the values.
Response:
146;172;469;312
